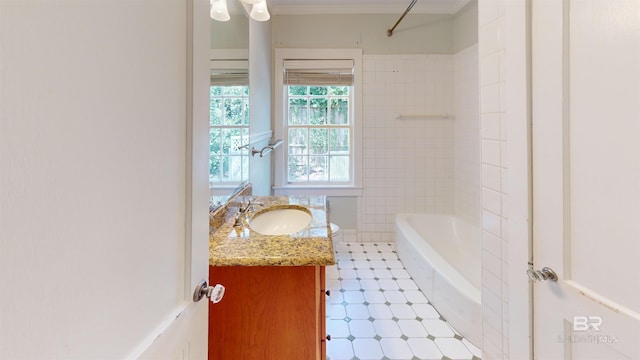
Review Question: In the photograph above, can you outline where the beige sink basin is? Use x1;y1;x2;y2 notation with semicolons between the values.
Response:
249;205;312;235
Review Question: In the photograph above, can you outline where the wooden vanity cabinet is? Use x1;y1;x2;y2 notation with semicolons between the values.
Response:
208;265;327;360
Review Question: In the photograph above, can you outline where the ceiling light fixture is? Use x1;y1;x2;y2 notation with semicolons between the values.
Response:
210;0;230;21
249;0;270;21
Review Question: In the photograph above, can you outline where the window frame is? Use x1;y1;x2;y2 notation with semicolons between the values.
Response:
273;48;363;196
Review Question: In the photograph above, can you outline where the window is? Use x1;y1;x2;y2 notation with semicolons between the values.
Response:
287;85;351;183
209;59;249;186
274;49;363;196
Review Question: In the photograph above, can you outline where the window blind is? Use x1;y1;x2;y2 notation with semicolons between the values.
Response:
210;60;249;86
283;59;354;86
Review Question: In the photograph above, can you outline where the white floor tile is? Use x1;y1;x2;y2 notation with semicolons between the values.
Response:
352;338;384;359
352;252;369;260
340;279;361;291
326;243;482;360
365;251;384;260
363;290;386;303
337;259;355;270
397;319;429;337
390;268;411;278
339;268;357;279
326;338;354;360
345;303;370;319
407;338;443;359
353;260;371;270
424;319;456;337
327;319;351;338
389;303;417;319
378;279;400;291
326;279;342;291
360;279;381;291
369;259;387;269
404;290;429;304
397;278;419;290
435;338;474;359
385;259;405;269
411;303;441;319
327;290;344;304
373;319;403;337
380;338;414;359
367;303;394;319
383;290;407;304
348;319;377;337
327;304;346;320
373;268;394;279
342;290;365;304
356;269;376;279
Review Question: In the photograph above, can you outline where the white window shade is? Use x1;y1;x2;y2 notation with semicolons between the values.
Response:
283;59;354;86
210;60;249;86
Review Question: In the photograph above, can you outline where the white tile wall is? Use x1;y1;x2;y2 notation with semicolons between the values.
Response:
479;0;509;358
359;50;480;243
454;45;481;226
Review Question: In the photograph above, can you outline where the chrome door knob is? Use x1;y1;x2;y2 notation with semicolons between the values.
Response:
527;267;558;282
193;280;226;303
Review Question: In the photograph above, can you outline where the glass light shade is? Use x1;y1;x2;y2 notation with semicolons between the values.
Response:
250;0;270;21
210;0;230;21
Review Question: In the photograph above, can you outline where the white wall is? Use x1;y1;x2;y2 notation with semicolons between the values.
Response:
272;14;453;54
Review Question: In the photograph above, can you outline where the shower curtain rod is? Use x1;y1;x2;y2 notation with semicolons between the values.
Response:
387;0;417;37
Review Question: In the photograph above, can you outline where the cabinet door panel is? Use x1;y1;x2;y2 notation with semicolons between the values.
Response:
209;266;318;360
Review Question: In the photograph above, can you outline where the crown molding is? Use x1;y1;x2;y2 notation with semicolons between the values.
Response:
269;0;471;15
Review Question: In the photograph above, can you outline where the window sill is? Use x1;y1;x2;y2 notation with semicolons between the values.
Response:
272;185;363;197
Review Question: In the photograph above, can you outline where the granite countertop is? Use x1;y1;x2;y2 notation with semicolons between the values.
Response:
209;196;336;267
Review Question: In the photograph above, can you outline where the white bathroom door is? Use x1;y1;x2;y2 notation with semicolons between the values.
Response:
531;0;640;359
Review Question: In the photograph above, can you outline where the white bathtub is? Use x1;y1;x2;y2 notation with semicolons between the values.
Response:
395;213;481;347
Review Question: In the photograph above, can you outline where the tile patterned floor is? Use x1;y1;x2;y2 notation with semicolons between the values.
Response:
326;240;481;360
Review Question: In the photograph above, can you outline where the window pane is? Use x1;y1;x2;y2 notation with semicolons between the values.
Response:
211;86;223;96
310;98;327;125
210;128;221;154
288;128;308;155
289;86;308;96
329;86;348;95
309;156;328;181
224;98;245;125
329;98;349;125
310;86;327;96
242;98;249;125
330;128;350;153
288;155;308;182
310;128;328;155
329;156;350;182
225;156;244;181
239;128;250;155
210;156;221;182
222;128;242;155
288;98;308;125
210;97;222;125
224;86;245;96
